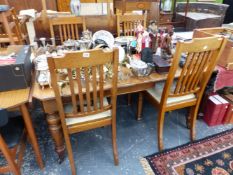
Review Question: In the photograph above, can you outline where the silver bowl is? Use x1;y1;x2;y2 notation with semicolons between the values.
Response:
131;64;153;77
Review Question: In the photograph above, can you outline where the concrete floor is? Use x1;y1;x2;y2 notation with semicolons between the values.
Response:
3;94;233;175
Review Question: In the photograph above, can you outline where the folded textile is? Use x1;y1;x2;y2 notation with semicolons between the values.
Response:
214;65;233;91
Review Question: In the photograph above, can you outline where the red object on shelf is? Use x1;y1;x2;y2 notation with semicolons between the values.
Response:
223;104;233;124
203;96;223;126
214;66;233;91
0;58;16;65
213;95;229;124
222;94;233;124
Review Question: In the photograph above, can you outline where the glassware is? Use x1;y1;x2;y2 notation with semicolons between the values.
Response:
39;37;46;49
50;37;55;46
70;0;81;16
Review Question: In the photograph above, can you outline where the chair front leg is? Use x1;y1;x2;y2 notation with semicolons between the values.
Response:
190;106;199;142
111;124;119;165
0;135;21;175
158;109;165;151
137;92;143;120
63;131;76;175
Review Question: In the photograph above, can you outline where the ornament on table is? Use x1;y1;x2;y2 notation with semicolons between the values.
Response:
142;30;151;49
135;22;144;37
148;20;158;53
33;54;51;89
157;29;165;48
161;27;174;60
70;0;81;16
136;32;143;53
50;37;56;46
82;29;92;40
81;29;93;49
136;31;151;53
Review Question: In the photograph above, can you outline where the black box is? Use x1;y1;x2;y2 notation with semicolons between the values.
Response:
0;45;32;92
153;55;170;74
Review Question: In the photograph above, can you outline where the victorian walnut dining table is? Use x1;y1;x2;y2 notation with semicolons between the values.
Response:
32;67;181;162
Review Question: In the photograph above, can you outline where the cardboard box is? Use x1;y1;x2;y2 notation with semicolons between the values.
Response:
0;45;31;92
203;96;222;126
193;27;233;70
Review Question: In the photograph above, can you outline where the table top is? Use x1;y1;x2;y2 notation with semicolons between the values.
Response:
32;67;181;101
0;88;30;108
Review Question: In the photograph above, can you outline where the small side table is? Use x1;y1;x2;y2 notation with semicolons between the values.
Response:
0;88;44;169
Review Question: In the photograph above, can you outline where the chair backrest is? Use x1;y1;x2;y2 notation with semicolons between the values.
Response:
160;37;226;105
49;16;86;45
117;13;147;37
47;48;119;120
0;7;25;45
10;8;24;43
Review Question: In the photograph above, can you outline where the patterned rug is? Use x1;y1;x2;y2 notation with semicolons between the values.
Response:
140;129;233;175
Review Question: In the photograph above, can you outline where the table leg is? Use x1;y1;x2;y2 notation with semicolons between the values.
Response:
46;112;65;163
20;104;44;169
137;92;143;120
127;94;132;106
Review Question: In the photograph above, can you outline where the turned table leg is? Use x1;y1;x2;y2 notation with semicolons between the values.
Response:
46;112;65;163
137;92;143;120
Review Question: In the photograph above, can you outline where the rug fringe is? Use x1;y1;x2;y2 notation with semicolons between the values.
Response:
140;157;155;175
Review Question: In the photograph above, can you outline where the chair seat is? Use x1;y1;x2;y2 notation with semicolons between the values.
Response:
0;117;24;149
64;97;111;125
146;82;196;104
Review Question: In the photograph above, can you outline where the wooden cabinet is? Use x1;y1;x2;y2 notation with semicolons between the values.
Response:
114;0;159;13
57;0;105;12
159;12;173;23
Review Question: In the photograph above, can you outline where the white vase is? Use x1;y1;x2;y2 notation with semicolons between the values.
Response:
70;0;81;16
163;0;172;12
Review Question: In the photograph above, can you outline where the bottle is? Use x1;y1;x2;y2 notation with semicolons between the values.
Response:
163;0;172;12
70;0;81;16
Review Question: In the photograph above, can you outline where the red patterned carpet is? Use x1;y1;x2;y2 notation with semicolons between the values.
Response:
141;129;233;175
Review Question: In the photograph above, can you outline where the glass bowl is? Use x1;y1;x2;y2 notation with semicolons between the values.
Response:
131;64;153;77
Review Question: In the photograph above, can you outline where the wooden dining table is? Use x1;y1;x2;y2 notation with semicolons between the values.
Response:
32;67;181;162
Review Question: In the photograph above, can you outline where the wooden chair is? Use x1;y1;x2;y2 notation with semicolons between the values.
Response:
116;13;147;37
116;13;147;108
0;109;26;175
0;7;28;45
49;16;86;45
138;37;226;151
47;48;119;175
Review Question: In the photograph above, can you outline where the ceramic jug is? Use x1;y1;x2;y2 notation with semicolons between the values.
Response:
70;0;81;16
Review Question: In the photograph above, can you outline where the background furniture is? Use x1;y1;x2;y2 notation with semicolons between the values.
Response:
175;2;229;30
114;0;159;20
0;109;26;175
49;16;86;45
193;27;233;70
47;49;119;174
0;7;28;45
117;13;147;36
223;0;233;24
139;37;226;151
0;88;44;170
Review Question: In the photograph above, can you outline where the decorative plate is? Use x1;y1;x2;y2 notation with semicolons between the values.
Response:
114;36;136;45
92;30;114;49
